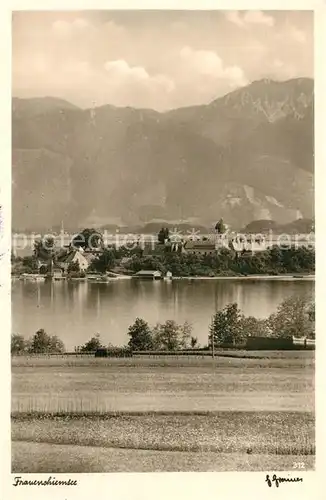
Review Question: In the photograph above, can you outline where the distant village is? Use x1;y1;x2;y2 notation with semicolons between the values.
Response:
11;218;315;282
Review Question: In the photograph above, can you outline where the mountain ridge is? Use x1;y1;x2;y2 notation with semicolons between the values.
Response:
12;77;314;231
12;77;313;114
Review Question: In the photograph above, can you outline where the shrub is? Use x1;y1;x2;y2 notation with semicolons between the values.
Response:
28;329;65;354
268;296;315;339
209;303;244;346
128;318;153;351
11;334;26;354
152;320;193;350
78;333;103;352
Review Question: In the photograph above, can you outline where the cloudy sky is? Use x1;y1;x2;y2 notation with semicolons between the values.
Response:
12;10;313;111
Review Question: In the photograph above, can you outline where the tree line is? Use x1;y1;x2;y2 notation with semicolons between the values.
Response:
11;295;314;355
124;246;314;277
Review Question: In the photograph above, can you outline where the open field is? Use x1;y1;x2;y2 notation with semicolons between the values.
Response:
12;352;314;413
12;352;314;472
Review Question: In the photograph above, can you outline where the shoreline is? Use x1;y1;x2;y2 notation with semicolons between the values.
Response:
12;273;315;282
172;274;315;281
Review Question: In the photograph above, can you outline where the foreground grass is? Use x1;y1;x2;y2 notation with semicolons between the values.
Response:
12;412;314;456
12;353;314;472
12;441;315;473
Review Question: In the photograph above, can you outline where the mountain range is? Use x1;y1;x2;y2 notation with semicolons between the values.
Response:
240;218;314;235
12;77;314;232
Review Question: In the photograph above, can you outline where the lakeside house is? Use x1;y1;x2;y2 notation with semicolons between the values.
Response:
58;249;91;272
133;270;163;280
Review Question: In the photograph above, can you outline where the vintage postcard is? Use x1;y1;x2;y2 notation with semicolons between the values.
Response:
1;1;325;499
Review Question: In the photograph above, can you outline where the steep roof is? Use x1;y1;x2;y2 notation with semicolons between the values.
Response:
59;249;91;264
59;250;76;264
83;252;97;263
184;240;216;250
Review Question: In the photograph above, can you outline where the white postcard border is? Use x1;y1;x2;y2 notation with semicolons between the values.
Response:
1;2;325;499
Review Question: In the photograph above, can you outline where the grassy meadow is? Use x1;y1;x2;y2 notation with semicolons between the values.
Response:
12;352;314;413
12;412;314;455
11;351;315;472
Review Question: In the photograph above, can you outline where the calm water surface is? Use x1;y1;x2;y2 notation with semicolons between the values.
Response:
12;279;314;349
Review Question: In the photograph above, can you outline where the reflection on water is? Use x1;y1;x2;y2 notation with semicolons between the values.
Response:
12;279;314;350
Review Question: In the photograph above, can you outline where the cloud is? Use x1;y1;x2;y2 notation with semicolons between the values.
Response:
270;58;297;80
104;60;149;80
289;25;306;44
179;46;247;87
273;58;284;69
101;59;175;108
225;11;243;27
103;60;175;93
243;11;274;27
180;46;223;76
73;18;89;29
225;10;274;28
101;20;127;39
52;18;90;37
152;74;175;93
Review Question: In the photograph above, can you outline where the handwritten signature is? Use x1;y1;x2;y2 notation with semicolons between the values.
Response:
265;474;303;487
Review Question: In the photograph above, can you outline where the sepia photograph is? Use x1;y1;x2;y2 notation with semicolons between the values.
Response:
11;9;315;474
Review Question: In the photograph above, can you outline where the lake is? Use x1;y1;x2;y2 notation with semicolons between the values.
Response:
12;279;314;350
